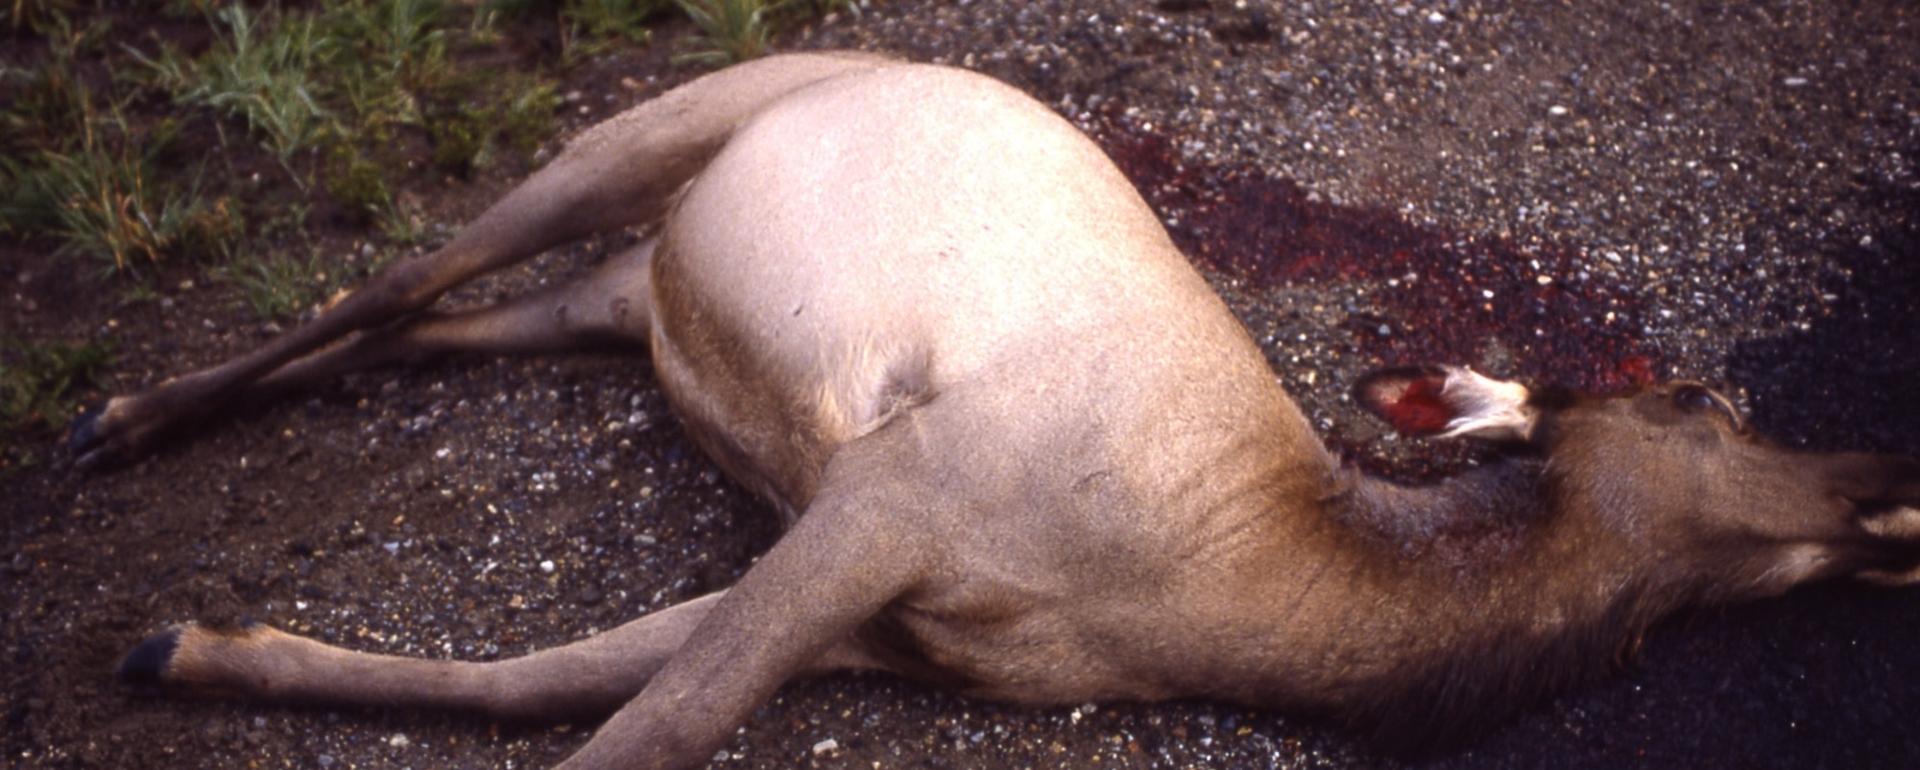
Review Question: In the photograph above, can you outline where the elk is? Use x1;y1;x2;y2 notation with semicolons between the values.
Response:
81;53;1918;769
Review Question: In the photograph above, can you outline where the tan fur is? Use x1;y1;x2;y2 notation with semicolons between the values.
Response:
89;55;1919;770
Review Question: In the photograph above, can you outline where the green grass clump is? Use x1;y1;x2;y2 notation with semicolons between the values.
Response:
132;0;460;184
135;4;334;182
425;72;561;175
430;107;494;175
482;0;669;60
220;247;342;321
2;100;238;272
327;0;452;139
1;12;241;273
0;26;94;155
499;78;563;152
3;0;77;33
1;337;112;443
0;336;113;470
565;0;668;51
334;0;449;84
674;0;777;65
324;142;393;218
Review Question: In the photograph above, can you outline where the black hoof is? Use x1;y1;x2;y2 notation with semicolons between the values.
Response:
116;627;183;686
67;402;107;457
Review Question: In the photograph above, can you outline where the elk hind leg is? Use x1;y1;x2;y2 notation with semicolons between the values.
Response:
69;166;636;468
70;52;889;467
247;238;657;396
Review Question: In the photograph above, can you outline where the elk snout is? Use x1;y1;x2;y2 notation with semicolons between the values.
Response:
1826;454;1920;585
1854;504;1920;586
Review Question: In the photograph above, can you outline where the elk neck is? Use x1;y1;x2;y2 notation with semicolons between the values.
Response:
1192;452;1703;750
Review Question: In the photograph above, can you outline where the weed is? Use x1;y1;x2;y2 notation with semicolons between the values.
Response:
216;200;341;323
480;0;667;58
4;109;235;271
118;279;164;306
378;195;429;245
324;142;393;220
220;245;342;321
180;194;246;258
675;0;779;66
564;0;667;57
326;0;450;137
3;0;79;36
214;198;324;309
498;76;562;152
424;70;559;174
430;106;493;175
0;337;112;439
2;11;238;271
160;0;220;19
336;0;449;87
135;4;334;182
2;13;104;155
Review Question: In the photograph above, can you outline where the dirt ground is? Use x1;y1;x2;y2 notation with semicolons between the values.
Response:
5;1;1919;768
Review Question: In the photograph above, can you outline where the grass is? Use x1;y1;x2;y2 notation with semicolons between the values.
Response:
2;0;76;33
429;71;563;176
134;4;335;183
1;14;242;272
2;0;857;464
482;0;671;60
0;336;113;469
0;16;97;155
9;117;194;270
1;109;241;272
0;338;112;432
674;0;778;65
221;246;344;321
563;0;671;58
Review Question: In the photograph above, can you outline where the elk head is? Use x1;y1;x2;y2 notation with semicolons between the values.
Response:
1356;365;1920;598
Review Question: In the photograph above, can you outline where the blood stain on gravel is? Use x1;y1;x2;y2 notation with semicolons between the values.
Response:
1089;110;1660;393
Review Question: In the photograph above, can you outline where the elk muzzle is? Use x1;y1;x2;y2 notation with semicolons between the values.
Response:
1827;454;1920;585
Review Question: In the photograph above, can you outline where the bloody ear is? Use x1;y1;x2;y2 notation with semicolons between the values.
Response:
1355;365;1539;441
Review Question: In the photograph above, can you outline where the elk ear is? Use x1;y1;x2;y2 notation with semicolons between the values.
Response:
1355;365;1539;442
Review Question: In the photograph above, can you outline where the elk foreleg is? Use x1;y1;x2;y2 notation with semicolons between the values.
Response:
555;428;940;770
116;589;890;722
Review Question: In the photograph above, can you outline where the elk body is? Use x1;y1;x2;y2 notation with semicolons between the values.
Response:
81;53;1920;769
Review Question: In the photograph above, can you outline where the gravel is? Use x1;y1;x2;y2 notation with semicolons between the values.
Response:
4;1;1916;769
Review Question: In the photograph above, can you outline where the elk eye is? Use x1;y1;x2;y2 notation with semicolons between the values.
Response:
1672;385;1741;429
1674;386;1717;412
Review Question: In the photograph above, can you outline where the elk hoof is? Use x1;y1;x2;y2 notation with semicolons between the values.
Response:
67;401;107;455
68;398;151;471
117;626;185;686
